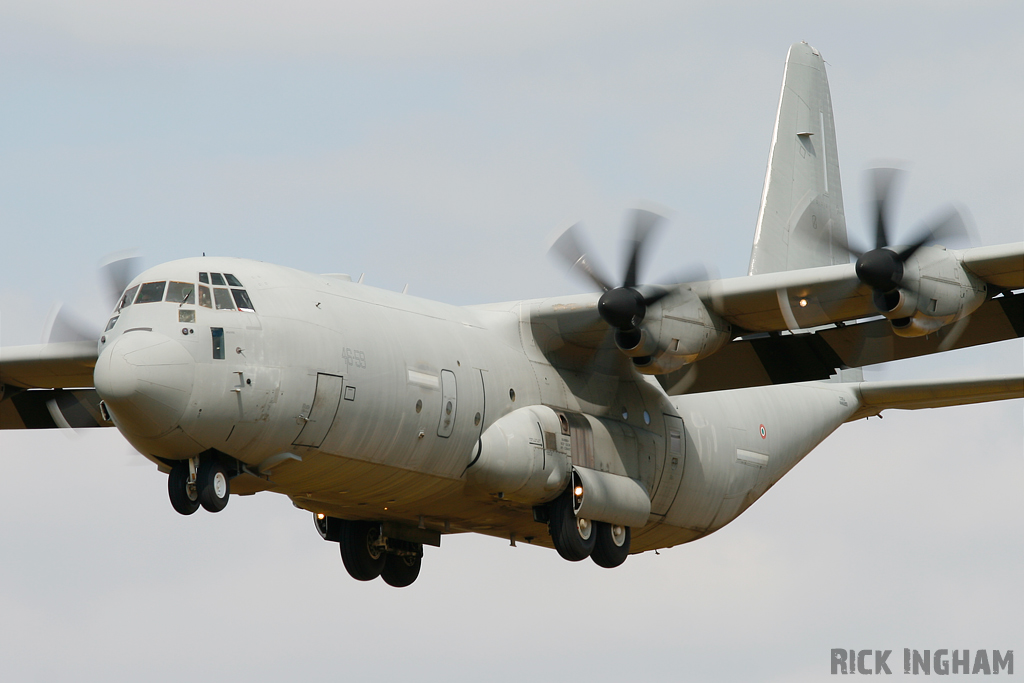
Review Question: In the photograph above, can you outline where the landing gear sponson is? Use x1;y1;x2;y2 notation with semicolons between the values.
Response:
314;515;425;588
167;452;232;515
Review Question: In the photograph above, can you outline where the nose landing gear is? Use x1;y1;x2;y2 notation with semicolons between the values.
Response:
167;453;231;515
168;461;200;515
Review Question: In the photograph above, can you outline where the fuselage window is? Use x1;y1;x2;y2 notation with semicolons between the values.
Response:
166;281;195;305
211;327;225;359
210;273;226;286
135;281;166;304
213;288;235;310
198;285;213;308
199;272;209;284
231;289;255;312
118;285;139;311
224;273;243;287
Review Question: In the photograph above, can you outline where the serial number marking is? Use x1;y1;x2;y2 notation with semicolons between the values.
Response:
342;347;366;369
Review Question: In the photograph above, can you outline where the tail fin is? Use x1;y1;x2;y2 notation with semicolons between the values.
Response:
748;42;849;275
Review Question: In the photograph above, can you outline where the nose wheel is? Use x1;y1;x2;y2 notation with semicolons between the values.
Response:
168;461;199;515
167;456;230;515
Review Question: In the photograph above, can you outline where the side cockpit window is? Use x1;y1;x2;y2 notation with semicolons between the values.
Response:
117;285;140;311
231;289;255;312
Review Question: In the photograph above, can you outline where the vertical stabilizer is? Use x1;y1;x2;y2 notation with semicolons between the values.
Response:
748;42;848;275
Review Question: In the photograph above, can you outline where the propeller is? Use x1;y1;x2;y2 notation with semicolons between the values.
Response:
551;209;678;352
845;168;967;297
43;252;143;344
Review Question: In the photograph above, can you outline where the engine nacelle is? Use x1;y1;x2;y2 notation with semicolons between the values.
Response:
877;246;987;338
630;291;731;375
465;406;571;504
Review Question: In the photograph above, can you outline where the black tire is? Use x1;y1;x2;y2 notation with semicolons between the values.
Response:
591;522;631;568
381;551;422;588
197;459;230;513
548;489;595;562
339;520;386;581
168;461;200;515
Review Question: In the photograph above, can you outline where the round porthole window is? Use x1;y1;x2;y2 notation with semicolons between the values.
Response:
446;401;453;415
509;388;516;402
643;410;651;425
474;412;481;426
621;407;629;420
415;399;422;413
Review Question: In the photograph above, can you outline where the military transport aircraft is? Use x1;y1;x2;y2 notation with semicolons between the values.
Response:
2;42;1022;588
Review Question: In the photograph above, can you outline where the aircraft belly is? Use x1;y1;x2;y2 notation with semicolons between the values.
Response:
665;382;858;533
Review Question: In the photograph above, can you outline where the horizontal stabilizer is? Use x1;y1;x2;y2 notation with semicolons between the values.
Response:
846;375;1023;421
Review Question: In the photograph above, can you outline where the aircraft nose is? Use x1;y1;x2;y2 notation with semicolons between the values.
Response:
94;331;196;438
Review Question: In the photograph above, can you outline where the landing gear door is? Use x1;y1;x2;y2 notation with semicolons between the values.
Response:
437;370;457;438
650;415;685;516
293;373;344;448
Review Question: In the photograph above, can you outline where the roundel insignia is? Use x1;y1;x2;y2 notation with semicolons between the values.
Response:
759;424;767;439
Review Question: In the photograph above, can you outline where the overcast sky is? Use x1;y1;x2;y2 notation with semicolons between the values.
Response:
0;2;1021;681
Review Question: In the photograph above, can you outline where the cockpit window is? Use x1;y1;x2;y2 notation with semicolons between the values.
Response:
135;281;166;304
198;285;213;308
166;281;195;305
210;273;226;286
213;288;235;310
231;289;255;312
199;272;209;284
118;285;139;311
224;273;243;287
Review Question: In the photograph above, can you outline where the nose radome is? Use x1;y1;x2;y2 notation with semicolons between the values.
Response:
94;331;196;438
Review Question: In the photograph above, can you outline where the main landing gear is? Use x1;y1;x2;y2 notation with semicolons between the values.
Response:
314;515;423;588
547;487;632;568
168;454;231;515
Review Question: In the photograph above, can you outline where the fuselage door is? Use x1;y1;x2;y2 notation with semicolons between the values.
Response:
650;414;685;516
437;369;457;438
293;372;344;448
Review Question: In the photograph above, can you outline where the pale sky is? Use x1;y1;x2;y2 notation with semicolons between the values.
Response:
1;2;1021;681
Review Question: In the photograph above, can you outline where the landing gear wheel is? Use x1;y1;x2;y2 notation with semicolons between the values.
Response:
381;551;422;588
168;461;199;515
197;459;230;512
339;520;386;581
591;522;631;568
548;489;595;562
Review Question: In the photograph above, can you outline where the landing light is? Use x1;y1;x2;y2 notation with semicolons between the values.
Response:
316;513;325;520
798;298;807;308
574;486;584;497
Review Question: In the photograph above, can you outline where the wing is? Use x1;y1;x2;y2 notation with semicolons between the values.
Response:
657;291;1022;395
0;341;109;430
703;242;1024;333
